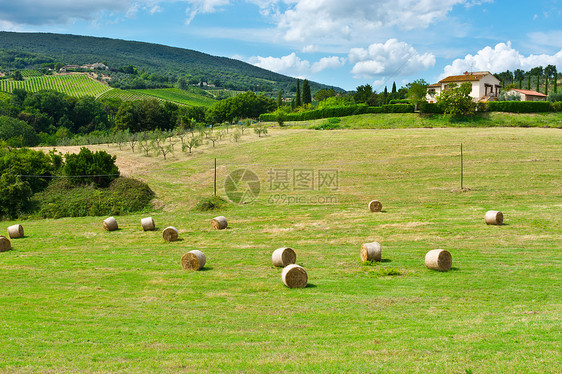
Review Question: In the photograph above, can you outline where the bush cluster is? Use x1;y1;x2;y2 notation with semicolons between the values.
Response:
418;102;444;114
487;101;552;113
259;104;414;122
34;177;154;218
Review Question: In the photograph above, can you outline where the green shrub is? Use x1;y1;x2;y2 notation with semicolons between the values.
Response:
33;176;154;218
63;147;119;187
382;104;415;113
0;174;32;218
195;196;228;211
487;101;551;113
547;92;562;102
551;102;562;112
388;99;411;104
0;147;59;193
419;102;444;114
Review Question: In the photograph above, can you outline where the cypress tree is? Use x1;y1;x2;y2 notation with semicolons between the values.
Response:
527;74;531;90
391;81;397;93
519;78;522;89
554;72;558;93
545;76;549;95
295;80;301;107
382;86;388;105
536;73;540;92
302;79;312;105
277;90;283;108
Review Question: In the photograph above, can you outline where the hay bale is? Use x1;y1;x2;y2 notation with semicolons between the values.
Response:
141;217;155;231
485;210;503;225
0;235;10;252
7;224;24;239
281;264;308;288
162;226;179;242
368;200;382;212
361;242;382;262
211;216;228;230
102;217;118;231
272;247;297;267
425;249;452;272
181;250;206;270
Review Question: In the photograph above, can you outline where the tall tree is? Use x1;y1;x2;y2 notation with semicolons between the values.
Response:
302;79;312;105
554;72;558;93
536;72;540;92
354;84;373;104
382;86;388;105
391;81;397;93
527;74;531;90
545;76;549;95
277;90;283;108
406;79;429;111
295;80;302;107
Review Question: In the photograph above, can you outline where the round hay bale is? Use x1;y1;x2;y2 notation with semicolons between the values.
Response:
361;242;382;262
211;216;228;230
141;217;155;231
368;200;382;212
0;235;11;252
425;249;452;272
181;250;206;271
162;226;179;242
485;210;503;225
281;264;308;288
102;217;118;231
272;247;297;267
7;224;24;239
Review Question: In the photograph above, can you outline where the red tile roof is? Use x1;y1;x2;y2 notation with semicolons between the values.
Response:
509;89;547;97
439;72;489;83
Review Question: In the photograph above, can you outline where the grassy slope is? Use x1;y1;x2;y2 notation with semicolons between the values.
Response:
277;112;562;129
1;127;561;373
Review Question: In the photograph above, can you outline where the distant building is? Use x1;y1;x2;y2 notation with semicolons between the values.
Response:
504;89;547;101
427;71;502;103
60;63;108;72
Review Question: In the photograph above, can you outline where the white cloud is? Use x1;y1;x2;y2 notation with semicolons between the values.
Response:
349;39;435;78
249;52;345;77
184;0;231;24
275;0;469;43
442;41;562;78
312;56;346;73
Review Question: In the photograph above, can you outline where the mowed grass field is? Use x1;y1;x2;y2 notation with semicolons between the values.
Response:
1;127;561;373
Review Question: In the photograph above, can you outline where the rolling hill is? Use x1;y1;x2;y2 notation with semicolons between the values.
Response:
0;32;342;93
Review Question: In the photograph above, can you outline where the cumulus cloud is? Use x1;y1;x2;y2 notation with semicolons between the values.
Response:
276;0;468;42
442;41;562;78
349;39;435;78
249;52;344;77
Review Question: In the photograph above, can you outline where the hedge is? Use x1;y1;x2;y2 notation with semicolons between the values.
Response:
419;102;444;114
259;104;413;122
551;102;562;112
487;101;552;113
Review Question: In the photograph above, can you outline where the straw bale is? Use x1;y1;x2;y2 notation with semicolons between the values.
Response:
425;249;452;271
272;247;297;267
181;250;206;270
281;264;308;288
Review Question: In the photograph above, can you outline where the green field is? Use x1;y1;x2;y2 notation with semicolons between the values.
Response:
135;88;216;106
0;74;112;98
1;126;561;373
97;87;217;107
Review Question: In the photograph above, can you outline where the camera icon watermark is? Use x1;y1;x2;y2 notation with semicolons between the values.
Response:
224;168;261;204
224;167;339;205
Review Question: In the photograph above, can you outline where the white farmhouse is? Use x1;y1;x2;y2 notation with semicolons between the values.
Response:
427;71;502;103
504;89;547;101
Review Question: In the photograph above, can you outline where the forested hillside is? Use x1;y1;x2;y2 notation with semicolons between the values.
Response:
0;32;340;93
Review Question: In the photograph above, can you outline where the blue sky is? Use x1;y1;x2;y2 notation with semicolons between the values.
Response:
1;0;561;91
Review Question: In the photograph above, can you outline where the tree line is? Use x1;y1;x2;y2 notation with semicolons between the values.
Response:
0;88;276;147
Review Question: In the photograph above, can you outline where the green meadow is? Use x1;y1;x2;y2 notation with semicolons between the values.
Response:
1;126;560;373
